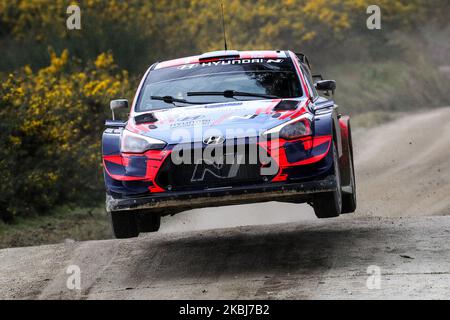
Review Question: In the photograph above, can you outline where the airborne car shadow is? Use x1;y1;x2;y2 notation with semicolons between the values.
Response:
121;222;381;286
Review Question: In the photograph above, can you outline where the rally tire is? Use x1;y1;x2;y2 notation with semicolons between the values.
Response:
342;143;357;214
109;211;139;239
313;143;342;219
137;213;161;233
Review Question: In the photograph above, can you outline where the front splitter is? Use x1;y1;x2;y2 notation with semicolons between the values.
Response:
106;177;337;214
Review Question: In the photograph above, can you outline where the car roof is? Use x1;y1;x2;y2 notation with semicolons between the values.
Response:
154;50;289;70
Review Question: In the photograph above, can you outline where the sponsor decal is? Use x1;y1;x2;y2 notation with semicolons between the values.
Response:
177;59;284;70
170;119;211;128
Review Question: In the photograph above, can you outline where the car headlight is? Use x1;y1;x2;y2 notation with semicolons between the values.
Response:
279;120;312;140
264;117;312;140
121;130;166;153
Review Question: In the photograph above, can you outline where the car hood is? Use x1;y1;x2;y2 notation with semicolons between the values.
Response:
127;99;308;144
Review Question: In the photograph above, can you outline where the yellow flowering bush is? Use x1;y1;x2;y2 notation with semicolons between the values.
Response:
1;0;447;73
0;50;130;221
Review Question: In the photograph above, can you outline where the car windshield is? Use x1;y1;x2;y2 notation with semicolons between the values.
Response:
136;58;303;112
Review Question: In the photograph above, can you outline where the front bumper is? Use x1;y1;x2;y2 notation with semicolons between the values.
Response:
106;176;337;214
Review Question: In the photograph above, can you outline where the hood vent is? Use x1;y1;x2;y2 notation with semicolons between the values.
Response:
273;100;299;111
135;113;158;125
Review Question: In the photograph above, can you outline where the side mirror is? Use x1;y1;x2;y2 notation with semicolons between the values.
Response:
315;80;336;92
110;99;129;120
315;80;336;97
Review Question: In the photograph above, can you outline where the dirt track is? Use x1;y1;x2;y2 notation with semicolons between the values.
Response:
355;107;450;217
1;107;450;300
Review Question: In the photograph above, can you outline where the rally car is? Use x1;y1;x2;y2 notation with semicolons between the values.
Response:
102;50;357;238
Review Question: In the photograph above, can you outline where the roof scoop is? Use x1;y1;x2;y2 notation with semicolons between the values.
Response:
199;50;240;62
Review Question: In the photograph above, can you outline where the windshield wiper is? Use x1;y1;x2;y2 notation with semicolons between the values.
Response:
150;95;212;106
187;90;280;100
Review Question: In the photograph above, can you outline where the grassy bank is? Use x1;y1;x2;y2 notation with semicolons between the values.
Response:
0;206;112;249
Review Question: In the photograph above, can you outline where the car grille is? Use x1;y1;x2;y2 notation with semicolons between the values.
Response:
156;143;277;191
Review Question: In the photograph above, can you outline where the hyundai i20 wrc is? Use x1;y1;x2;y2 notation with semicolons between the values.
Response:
102;50;357;238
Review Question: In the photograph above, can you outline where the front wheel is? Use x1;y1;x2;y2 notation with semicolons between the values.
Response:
313;143;342;219
136;213;161;233
109;210;162;239
109;211;139;239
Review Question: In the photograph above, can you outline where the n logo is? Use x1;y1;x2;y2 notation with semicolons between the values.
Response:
191;154;244;182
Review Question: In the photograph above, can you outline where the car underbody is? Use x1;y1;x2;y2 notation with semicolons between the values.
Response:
106;176;338;215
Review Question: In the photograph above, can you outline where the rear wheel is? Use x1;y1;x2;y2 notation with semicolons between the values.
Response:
109;211;139;239
313;143;342;219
